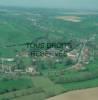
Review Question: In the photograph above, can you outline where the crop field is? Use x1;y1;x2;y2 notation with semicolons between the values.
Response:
47;87;98;100
0;7;98;100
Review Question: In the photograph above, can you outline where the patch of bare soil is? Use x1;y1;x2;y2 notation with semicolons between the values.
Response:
55;16;81;22
47;87;98;100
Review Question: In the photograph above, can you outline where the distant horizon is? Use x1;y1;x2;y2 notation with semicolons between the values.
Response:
0;5;98;11
0;0;98;10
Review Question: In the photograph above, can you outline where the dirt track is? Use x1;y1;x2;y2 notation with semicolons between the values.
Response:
47;87;98;100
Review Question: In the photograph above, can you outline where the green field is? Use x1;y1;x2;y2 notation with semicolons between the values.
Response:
0;7;98;100
0;8;98;57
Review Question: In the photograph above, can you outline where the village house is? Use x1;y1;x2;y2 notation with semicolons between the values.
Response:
67;51;79;62
26;67;36;73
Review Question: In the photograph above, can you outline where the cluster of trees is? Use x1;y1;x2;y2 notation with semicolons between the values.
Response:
48;70;98;84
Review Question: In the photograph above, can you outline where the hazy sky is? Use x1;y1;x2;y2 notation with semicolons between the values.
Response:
0;0;98;9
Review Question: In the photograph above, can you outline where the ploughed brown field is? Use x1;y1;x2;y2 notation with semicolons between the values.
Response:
55;16;81;22
47;87;98;100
